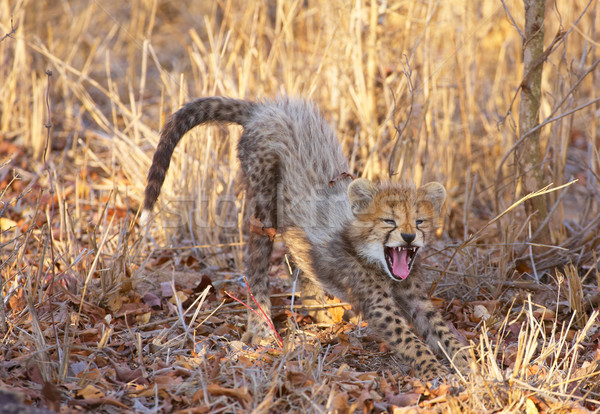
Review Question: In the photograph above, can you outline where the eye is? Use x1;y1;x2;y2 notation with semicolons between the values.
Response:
416;219;424;226
381;219;396;226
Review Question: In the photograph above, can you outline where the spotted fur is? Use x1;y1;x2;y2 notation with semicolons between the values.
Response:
142;97;469;379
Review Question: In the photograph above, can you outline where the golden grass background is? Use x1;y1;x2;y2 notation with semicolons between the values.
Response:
1;0;600;412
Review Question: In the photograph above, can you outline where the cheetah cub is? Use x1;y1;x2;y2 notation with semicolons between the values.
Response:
142;97;469;379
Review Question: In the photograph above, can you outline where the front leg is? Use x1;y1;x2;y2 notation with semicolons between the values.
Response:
362;294;449;380
299;277;337;324
398;288;469;373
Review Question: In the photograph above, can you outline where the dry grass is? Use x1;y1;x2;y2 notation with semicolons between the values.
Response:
1;0;599;412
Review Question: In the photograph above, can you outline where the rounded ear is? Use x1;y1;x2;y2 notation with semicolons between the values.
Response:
417;182;447;215
348;178;378;215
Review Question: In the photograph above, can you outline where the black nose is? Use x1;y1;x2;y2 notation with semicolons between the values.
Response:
401;233;415;243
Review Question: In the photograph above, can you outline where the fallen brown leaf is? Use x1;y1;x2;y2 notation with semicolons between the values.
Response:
70;396;130;410
386;392;421;407
41;381;61;412
331;392;351;413
143;292;162;309
286;370;314;388
194;383;252;405
114;364;147;385
76;384;104;399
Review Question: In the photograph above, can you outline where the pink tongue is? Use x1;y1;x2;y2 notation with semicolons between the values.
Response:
392;248;410;279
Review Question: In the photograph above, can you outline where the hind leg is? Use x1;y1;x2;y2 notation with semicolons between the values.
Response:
240;229;275;345
238;145;279;344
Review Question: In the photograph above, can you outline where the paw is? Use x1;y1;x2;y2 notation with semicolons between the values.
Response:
309;309;337;324
241;322;277;346
419;363;450;381
449;348;471;375
412;358;450;381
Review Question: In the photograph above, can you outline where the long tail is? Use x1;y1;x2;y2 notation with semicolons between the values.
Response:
142;97;256;213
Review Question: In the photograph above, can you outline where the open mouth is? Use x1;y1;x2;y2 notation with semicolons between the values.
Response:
384;246;419;280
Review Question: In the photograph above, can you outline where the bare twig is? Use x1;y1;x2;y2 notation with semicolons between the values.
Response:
39;69;64;372
42;70;53;165
0;17;16;42
498;29;566;128
429;181;576;296
134;300;353;331
494;54;600;214
500;0;525;40
494;95;600;214
224;276;283;348
498;0;594;127
388;55;415;178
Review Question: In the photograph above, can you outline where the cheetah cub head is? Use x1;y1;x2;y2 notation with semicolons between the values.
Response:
347;179;446;282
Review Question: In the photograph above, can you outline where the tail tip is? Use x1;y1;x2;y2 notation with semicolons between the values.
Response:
140;209;153;227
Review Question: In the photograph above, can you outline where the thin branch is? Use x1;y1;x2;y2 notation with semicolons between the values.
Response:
500;0;525;41
429;181;576;296
388;54;415;178
42;70;53;166
494;52;600;215
495;95;600;214
498;28;566;127
522;96;600;142
39;69;63;351
529;56;600;133
224;276;283;348
0;17;16;42
498;0;593;128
